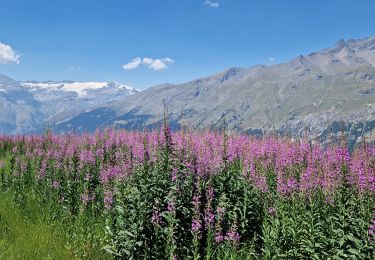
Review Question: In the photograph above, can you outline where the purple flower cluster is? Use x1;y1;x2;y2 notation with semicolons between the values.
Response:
268;207;277;216
151;207;162;225
167;201;176;213
369;215;375;242
191;194;202;234
214;206;226;243
226;229;240;243
204;187;215;229
104;190;113;210
3;129;373;199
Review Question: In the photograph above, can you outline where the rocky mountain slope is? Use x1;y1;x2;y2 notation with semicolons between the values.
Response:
0;74;43;134
56;36;375;147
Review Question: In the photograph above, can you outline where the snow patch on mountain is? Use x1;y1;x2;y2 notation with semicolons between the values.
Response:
21;81;139;98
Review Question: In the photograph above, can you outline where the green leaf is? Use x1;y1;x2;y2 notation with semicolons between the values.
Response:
347;248;360;255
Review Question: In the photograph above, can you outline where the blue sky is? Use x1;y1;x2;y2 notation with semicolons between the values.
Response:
0;0;375;89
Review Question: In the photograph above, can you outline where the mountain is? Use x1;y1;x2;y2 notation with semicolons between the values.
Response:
0;73;43;134
20;81;138;125
55;36;375;147
0;76;138;134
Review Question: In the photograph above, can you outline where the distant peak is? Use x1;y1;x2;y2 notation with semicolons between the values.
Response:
347;36;375;51
226;67;244;74
217;67;243;83
336;38;346;46
329;38;350;53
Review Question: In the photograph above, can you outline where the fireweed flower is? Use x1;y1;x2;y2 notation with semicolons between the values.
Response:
204;187;215;229
52;181;60;189
204;211;215;229
191;219;202;232
104;190;113;210
226;218;241;243
167;201;176;213
79;150;96;168
100;166;119;184
38;159;47;180
286;177;298;194
368;218;375;242
192;195;200;208
214;234;224;243
171;168;178;182
191;194;202;235
151;206;162;225
226;229;241;243
96;147;104;160
216;207;226;216
55;160;62;169
84;173;92;181
214;206;226;243
26;150;33;158
268;207;277;216
324;196;335;206
81;193;92;205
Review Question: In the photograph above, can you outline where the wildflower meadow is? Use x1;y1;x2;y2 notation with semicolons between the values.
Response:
0;125;374;259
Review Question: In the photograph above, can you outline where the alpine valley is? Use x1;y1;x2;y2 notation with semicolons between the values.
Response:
2;36;375;148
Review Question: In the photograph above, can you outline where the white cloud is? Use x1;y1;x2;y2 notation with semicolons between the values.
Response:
123;57;175;71
204;0;219;8
0;42;20;64
142;57;154;65
146;57;174;70
268;57;276;62
163;57;175;63
149;59;167;71
122;57;142;70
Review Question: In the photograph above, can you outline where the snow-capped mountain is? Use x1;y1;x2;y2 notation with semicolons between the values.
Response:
20;80;139;125
0;76;139;134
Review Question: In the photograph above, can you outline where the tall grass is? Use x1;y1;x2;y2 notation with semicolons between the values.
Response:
0;191;70;259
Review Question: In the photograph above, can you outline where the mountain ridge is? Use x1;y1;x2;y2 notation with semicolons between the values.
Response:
55;36;375;147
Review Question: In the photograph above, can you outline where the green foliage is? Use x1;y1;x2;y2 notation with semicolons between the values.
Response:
103;151;266;259
262;193;374;259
